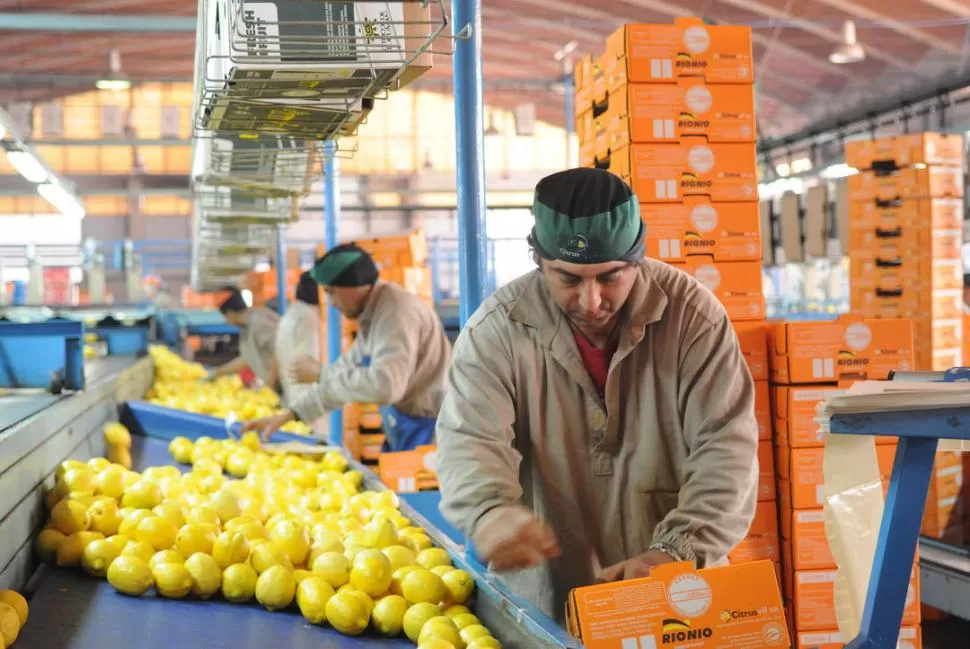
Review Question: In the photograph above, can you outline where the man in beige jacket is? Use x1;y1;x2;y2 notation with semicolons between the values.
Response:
242;244;451;450
435;168;759;619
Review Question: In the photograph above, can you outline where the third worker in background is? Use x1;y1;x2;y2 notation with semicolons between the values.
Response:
242;244;452;451
434;168;759;619
209;287;280;389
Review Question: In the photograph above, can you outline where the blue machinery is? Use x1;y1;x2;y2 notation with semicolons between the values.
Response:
0;320;84;391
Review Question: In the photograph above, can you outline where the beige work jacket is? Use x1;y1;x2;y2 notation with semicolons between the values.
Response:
239;306;280;383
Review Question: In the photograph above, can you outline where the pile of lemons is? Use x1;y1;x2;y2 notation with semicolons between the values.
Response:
145;345;310;435
103;422;133;469
35;427;500;649
0;589;28;648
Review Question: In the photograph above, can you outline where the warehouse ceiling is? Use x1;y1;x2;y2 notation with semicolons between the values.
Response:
0;0;968;141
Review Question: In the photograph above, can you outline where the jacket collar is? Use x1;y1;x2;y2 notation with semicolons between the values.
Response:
357;281;386;328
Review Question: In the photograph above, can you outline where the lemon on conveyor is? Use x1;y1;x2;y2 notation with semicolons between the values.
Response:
222;563;258;603
467;637;502;649
390;565;418;596
153;562;193;599
372;594;408;636
0;602;20;647
149;549;184;570
250;540;293;574
107;447;133;470
296;576;335;624
441;569;475;605
0;591;28;627
382;545;416;572
106;535;129;554
417;548;453;570
431;565;454;577
118;509;152;538
450;612;481;630
460;625;492;645
122;480;163;509
212;531;250;569
104;423;132;449
311;551;350;588
135;516;179;551
401;568;446;605
50;499;91;535
349;549;393;597
61;468;98;495
88;498;123;536
255;565;297;611
175;523;218;557
184;553;222;599
121;540;156;564
81;539;121;578
419;616;465;649
294;569;313;584
57;531;104;568
153;502;187;527
107;555;154;596
35;528;66;563
403;602;442;642
324;590;370;636
268;520;311;566
168;437;195;464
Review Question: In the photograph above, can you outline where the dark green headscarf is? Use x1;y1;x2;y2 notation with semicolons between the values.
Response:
529;168;645;264
309;243;379;287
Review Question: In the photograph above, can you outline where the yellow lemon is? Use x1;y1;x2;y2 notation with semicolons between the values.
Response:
222;563;258;603
240;431;261;451
432;565;455;577
0;591;28;627
88;457;111;472
135;516;179;550
321;450;348;473
268;520;310;566
104;423;132;448
88;499;123;536
121;540;156;564
416;548;452;570
184;552;222;599
96;466;127;500
62;468;98;495
294;569;314;583
226;451;254;478
401;532;434;553
0;602;19;647
168;437;194;464
382;545;416;572
185;505;221;527
66;491;97;508
312;551;351;589
175;523;218;557
404;602;443;642
325;591;370;636
401;568;446;605
350;549;393;597
57;531;104;567
208;490;242;524
372;593;408;636
35;528;66;563
460;625;492;645
442;569;475;605
233;521;268;543
153;562;193;599
296;576;335;624
152;502;187;528
121;480;163;509
451;612;481;630
106;534;129;554
50;499;90;535
56;460;88;480
444;605;474;619
249;540;293;574
107;555;154;596
81;538;120;577
212;531;251;569
391;565;419;596
107;446;133;469
419;616;465;649
467;637;502;649
255;565;297;611
149;549;184;570
118;509;152;538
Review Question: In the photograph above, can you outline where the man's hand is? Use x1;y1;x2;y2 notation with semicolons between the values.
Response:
240;410;296;442
471;505;560;572
293;357;322;383
596;550;678;583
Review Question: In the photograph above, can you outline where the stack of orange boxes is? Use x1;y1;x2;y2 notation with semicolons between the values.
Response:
768;317;921;645
845;134;966;546
575;17;774;575
317;229;432;462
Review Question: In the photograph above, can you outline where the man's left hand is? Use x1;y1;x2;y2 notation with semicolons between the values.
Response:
240;410;296;442
596;550;678;583
293;357;322;383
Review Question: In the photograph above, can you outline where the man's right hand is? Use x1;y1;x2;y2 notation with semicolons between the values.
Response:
471;505;560;572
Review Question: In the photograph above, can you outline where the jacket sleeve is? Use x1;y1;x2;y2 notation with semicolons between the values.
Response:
289;304;418;423
651;313;759;566
436;309;523;538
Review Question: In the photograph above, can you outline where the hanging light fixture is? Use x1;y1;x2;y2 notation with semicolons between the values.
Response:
829;20;866;65
96;49;132;91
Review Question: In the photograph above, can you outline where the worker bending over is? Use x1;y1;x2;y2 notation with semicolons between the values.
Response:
274;271;326;437
435;168;759;619
209;287;280;389
242;244;451;451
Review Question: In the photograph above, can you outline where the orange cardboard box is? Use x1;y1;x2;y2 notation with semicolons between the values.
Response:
574;54;599;110
912;316;962;350
845;132;964;169
773;386;860;448
566;560;789;649
848;197;963;231
602;141;758;204
735;321;768;381
849;257;963;292
769;317;914;385
729;532;780;564
795;626;921;649
669;258;765;321
641;198;761;263
921;455;964;540
790;567;919;632
755;380;771;441
777;443;898;510
600;17;754;90
749;499;781;537
781;509;834;572
847;228;962;261
847;166;964;201
588;79;756;146
354;230;429;268
851;288;962;321
758;440;776;501
378;444;438;493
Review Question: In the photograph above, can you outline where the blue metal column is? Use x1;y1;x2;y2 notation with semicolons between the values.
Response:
323;141;343;446
275;225;287;314
563;63;575;167
452;0;488;326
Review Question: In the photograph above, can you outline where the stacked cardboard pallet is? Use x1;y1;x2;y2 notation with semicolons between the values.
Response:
767;317;921;647
845;134;966;546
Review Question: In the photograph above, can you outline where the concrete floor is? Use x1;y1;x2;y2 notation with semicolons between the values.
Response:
923;617;968;648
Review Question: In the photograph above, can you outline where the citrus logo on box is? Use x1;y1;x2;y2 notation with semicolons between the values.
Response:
685;85;713;113
693;265;721;292
690;204;718;232
683;26;711;54
688;144;715;174
844;322;873;351
719;607;763;622
667;572;713;617
661;619;713;644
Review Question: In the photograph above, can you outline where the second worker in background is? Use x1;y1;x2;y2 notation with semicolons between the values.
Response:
242;244;452;451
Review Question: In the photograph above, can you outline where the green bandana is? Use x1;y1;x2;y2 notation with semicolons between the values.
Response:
309;244;378;287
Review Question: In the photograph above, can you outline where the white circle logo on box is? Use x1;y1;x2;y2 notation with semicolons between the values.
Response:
683;26;711;54
695;265;721;291
844;322;872;352
667;573;713;618
688;145;715;174
685;86;713;114
422;451;437;473
690;204;718;233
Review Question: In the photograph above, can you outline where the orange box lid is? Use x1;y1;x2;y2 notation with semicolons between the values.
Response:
641;198;762;263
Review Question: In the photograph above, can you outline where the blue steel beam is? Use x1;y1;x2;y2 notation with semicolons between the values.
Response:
323;141;343;447
452;0;489;326
0;13;195;32
275;226;287;315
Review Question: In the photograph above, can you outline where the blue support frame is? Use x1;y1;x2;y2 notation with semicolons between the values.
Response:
0;320;85;390
827;367;970;649
452;0;488;326
323;140;343;446
275;225;287;315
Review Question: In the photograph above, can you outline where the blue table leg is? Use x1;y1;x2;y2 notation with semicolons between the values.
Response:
845;435;938;649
